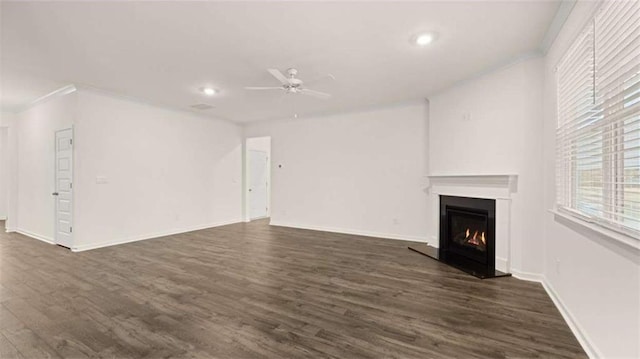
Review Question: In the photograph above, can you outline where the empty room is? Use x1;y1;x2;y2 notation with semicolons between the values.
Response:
0;0;638;358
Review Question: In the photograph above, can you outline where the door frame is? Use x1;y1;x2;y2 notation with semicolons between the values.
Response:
54;127;74;248
0;127;7;222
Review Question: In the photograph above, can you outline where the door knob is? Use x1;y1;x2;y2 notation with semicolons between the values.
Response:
52;192;59;196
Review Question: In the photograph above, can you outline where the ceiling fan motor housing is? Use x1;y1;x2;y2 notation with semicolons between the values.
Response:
289;78;303;85
245;68;331;99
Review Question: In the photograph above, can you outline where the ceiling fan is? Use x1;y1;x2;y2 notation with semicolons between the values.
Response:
245;68;332;99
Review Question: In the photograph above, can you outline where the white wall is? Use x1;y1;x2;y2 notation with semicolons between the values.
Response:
15;93;77;240
244;102;430;241
428;57;545;276
7;89;243;250
73;90;243;250
542;1;639;358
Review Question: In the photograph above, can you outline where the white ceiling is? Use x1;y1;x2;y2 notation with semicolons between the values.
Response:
1;1;560;122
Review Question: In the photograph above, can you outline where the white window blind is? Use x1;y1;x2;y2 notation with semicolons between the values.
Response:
556;0;640;239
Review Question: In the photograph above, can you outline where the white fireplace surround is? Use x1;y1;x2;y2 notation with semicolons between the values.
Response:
426;174;518;273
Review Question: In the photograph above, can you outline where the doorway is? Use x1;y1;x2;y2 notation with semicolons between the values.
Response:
246;137;271;221
0;127;7;223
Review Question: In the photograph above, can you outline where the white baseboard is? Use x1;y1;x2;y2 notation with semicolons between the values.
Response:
495;256;509;273
511;269;544;282
270;221;595;358
15;228;56;245
5;217;601;358
0;216;7;220
71;218;243;252
541;279;600;359
269;221;428;243
513;273;598;359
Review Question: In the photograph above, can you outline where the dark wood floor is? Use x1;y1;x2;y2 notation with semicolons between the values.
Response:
0;219;585;358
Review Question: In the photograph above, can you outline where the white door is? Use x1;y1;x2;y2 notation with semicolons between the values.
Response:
249;150;268;220
54;128;73;248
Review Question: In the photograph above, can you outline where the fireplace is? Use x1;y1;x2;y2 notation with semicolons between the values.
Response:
439;195;496;277
408;194;510;279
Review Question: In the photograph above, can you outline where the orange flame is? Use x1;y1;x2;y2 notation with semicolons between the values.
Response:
464;228;486;246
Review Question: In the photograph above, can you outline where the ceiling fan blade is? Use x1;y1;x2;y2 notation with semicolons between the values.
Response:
300;88;331;99
305;74;336;86
244;86;283;90
267;69;290;85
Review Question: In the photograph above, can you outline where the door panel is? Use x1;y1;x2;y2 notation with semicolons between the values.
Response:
55;128;73;248
249;150;268;220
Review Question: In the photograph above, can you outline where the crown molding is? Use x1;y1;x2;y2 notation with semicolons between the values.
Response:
15;84;77;114
12;83;237;125
428;50;543;98
540;0;578;54
73;84;235;124
240;98;429;127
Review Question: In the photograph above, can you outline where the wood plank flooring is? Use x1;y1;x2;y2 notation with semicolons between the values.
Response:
0;219;586;358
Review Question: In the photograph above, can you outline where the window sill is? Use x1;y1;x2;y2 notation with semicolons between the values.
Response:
548;209;640;251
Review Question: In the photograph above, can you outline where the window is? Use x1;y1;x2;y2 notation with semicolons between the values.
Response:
556;0;640;239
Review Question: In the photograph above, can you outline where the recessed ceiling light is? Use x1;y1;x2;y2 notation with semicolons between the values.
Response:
413;32;437;46
202;87;217;96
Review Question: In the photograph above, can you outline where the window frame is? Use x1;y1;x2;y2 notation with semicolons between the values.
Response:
555;1;640;242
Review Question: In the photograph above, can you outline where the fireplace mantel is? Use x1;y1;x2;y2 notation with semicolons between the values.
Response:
426;174;518;199
424;174;518;273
